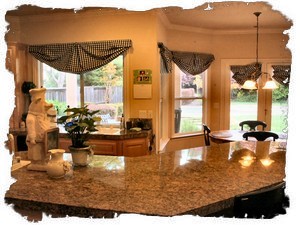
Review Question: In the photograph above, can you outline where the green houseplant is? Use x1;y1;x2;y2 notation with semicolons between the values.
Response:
57;105;101;166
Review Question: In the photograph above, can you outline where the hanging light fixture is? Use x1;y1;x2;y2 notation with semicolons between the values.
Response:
242;12;278;90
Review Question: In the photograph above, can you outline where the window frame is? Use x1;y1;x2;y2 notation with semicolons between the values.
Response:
221;58;291;131
171;64;208;138
37;53;129;125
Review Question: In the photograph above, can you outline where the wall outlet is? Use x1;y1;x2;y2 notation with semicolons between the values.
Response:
147;110;153;118
139;110;147;118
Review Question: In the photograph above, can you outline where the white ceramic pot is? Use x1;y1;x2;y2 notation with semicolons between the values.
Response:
47;149;71;178
69;146;93;166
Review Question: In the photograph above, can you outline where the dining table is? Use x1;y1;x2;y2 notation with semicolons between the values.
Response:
5;140;287;221
209;129;288;144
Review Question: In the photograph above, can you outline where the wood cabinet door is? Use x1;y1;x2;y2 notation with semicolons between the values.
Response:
89;140;118;155
122;138;148;157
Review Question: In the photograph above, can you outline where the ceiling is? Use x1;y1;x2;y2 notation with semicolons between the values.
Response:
5;2;293;31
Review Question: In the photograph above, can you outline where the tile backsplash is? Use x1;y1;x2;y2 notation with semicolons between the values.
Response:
129;118;152;130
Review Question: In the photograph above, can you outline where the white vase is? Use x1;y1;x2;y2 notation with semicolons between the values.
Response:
69;146;93;166
47;149;71;178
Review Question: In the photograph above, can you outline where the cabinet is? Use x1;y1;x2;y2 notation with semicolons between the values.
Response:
89;140;119;155
58;137;149;157
121;138;148;157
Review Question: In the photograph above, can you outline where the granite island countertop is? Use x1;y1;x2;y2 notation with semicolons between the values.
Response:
5;141;286;219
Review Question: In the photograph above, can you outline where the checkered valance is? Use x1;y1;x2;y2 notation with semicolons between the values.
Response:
231;63;262;85
29;39;132;74
272;65;291;86
158;42;215;75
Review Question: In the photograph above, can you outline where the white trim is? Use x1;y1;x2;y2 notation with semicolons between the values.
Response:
159;138;170;152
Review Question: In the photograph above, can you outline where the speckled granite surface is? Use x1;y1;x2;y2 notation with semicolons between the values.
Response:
10;126;151;141
5;141;286;218
58;126;151;140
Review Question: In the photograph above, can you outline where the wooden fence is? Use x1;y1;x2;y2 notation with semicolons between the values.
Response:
46;86;123;103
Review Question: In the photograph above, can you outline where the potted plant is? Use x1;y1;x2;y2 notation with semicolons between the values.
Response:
57;105;101;166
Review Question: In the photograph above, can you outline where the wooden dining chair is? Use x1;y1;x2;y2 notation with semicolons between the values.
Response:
239;120;267;131
242;131;279;141
202;124;211;146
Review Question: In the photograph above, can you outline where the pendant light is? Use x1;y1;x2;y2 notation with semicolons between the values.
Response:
242;12;278;90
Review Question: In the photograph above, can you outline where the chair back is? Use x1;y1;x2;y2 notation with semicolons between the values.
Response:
242;131;279;141
234;181;288;218
239;120;267;131
203;124;211;146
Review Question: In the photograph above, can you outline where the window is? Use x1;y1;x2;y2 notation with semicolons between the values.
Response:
230;72;258;130
228;61;290;135
173;65;205;135
41;55;124;127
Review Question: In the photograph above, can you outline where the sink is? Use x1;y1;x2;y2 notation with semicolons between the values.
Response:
11;160;31;172
96;126;121;134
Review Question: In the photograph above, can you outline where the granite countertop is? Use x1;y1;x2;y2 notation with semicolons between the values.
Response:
59;127;151;140
5;141;286;219
10;126;151;140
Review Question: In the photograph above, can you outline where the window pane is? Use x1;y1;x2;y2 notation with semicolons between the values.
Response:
175;99;203;133
42;64;79;116
271;84;288;134
83;55;123;126
175;71;203;98
174;66;204;134
42;55;124;127
230;75;258;130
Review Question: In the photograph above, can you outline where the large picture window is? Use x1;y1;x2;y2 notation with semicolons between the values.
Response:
173;65;205;134
41;55;124;127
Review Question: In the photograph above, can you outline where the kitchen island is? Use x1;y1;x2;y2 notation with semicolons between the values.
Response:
5;141;286;221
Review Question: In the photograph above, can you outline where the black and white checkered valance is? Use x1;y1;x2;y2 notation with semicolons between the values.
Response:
272;65;291;86
29;39;132;74
158;42;215;75
231;63;262;85
158;43;173;74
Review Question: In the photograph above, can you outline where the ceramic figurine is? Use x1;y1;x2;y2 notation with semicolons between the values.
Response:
26;88;53;171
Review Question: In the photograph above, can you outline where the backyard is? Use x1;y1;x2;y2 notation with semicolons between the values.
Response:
178;101;288;134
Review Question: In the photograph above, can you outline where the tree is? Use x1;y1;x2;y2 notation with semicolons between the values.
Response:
43;65;66;87
83;56;123;103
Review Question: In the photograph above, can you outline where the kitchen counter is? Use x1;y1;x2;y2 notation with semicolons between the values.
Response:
5;141;286;220
58;126;151;140
9;127;154;156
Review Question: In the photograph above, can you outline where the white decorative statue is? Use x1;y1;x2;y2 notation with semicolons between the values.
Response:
26;88;53;171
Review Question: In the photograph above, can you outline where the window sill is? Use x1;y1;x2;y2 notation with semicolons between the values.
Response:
171;132;203;140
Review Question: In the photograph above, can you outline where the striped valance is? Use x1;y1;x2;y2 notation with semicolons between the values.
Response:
231;63;262;85
272;65;291;86
29;39;132;74
158;42;215;76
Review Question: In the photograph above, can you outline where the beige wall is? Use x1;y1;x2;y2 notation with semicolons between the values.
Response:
6;9;291;150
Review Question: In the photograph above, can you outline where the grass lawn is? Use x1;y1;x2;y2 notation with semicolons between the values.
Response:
230;101;288;132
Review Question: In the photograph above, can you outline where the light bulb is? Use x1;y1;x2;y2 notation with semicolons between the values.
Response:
242;80;257;90
262;80;278;89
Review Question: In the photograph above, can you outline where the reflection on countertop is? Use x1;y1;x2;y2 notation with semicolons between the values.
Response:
5;140;286;220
